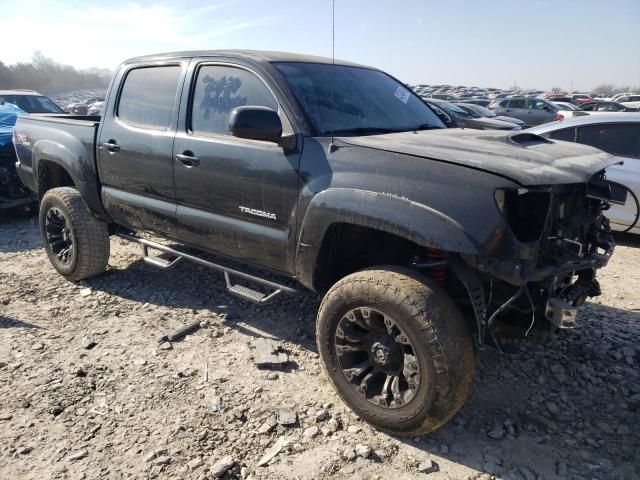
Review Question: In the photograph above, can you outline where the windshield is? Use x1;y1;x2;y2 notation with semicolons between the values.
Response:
456;105;481;118
469;104;495;117
430;100;470;118
273;62;445;135
0;94;64;113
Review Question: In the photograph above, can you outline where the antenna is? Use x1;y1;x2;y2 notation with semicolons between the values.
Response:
329;0;337;153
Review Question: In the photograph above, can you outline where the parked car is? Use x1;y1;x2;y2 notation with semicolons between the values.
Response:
0;102;36;213
87;101;104;116
489;97;560;127
570;94;593;103
527;114;640;234
430;93;460;101
14;50;622;436
541;95;581;106
615;95;640;109
424;99;521;130
580;100;638;112
609;92;637;102
454;103;525;128
0;90;62;213
461;98;492;107
66;97;104;115
0;89;65;114
552;102;580;111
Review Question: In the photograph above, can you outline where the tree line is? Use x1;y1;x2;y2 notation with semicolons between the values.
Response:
592;84;640;96
0;52;111;95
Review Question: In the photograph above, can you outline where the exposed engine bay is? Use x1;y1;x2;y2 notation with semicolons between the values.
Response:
414;171;626;350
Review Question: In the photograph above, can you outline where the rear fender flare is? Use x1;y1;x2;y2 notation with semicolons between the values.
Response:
33;139;108;219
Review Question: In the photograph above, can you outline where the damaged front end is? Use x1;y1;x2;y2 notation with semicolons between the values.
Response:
451;171;625;349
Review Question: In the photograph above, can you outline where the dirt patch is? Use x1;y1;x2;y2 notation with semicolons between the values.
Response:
1;216;639;479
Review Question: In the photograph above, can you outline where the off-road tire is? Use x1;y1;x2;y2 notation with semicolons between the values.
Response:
316;266;475;436
39;187;110;281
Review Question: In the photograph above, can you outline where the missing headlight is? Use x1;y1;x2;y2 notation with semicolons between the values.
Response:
495;188;551;242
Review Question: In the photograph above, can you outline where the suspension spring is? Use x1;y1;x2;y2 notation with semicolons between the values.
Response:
424;247;447;287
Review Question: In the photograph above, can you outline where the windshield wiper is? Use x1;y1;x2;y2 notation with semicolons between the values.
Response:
412;123;442;131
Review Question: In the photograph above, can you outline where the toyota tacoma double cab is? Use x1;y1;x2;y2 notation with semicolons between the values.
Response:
13;50;624;436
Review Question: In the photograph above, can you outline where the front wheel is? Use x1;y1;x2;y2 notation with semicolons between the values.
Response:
39;187;110;281
316;266;475;436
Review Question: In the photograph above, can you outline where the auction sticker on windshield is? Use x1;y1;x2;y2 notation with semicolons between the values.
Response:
394;86;410;104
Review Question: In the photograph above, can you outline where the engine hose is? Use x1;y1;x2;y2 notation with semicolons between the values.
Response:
608;181;639;233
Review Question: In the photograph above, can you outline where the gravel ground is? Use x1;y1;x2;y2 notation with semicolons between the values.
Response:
1;216;639;480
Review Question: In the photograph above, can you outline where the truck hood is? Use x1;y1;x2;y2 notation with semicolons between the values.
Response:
337;128;620;185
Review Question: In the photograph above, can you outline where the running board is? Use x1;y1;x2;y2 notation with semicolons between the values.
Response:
118;233;299;304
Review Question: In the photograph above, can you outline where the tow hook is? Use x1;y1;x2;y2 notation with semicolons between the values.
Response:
545;297;577;329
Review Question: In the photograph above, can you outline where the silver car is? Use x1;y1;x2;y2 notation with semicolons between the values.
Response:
489;97;560;127
527;114;640;234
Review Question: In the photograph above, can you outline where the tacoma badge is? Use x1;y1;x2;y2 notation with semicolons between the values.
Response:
239;206;277;220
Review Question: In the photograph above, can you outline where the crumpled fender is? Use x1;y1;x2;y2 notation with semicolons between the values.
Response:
295;188;482;291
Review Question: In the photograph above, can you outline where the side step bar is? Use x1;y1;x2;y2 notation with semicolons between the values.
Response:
118;233;300;304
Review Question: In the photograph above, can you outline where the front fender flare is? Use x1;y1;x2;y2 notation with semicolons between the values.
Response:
296;188;482;291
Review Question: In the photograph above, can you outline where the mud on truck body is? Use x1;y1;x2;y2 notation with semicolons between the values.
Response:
13;51;625;435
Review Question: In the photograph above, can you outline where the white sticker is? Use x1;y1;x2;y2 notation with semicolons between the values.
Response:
394;86;410;104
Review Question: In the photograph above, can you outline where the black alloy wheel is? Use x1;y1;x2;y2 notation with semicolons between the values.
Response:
335;306;420;409
44;206;76;266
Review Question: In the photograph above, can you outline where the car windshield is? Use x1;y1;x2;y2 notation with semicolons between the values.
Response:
469;104;495;117
456;105;481;118
0;94;63;113
431;101;470;118
273;62;445;135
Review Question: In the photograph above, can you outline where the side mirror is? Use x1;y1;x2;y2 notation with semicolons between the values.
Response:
543;106;551;112
229;106;282;142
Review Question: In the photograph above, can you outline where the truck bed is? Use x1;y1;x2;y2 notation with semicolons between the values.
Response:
13;114;101;194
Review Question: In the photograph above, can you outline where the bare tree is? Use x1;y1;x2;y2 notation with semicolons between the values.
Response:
0;52;111;94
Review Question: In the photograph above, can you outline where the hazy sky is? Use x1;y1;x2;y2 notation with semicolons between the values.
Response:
1;0;639;90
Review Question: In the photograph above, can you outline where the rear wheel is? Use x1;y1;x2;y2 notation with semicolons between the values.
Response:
316;266;475;436
39;187;110;281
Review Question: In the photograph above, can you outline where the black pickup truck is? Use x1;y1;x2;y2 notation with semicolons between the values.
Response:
14;50;624;436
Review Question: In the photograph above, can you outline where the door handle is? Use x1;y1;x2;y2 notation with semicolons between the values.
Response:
102;141;120;152
176;152;200;167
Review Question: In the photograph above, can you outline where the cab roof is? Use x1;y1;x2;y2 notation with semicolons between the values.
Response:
123;49;368;69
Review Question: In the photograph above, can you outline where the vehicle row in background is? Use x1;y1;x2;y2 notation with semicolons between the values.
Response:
423;99;521;130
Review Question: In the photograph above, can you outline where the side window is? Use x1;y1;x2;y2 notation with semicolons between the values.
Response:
191;65;278;136
548;128;576;142
529;99;549;110
508;99;525;109
117;66;182;129
576;124;640;158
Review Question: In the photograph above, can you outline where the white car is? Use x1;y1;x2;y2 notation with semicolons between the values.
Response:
607;92;635;102
611;94;640;109
527;114;640;234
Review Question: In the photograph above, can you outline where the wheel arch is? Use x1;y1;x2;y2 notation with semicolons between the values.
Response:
33;139;109;220
296;188;482;292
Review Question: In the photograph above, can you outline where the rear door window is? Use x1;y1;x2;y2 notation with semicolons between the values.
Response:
117;66;182;129
528;99;552;110
576;124;640;158
507;99;525;109
190;65;278;136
